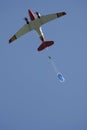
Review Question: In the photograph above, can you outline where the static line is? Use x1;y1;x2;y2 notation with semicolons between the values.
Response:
48;56;58;74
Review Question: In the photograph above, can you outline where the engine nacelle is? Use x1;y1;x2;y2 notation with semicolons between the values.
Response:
24;17;29;24
36;12;41;18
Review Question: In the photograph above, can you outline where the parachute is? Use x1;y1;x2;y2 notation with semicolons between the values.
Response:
48;56;65;83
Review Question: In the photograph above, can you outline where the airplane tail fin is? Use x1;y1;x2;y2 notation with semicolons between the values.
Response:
37;41;54;51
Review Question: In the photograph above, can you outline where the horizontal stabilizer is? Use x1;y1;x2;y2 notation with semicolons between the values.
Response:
38;41;54;51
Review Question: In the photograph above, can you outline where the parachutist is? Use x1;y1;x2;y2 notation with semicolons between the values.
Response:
48;56;51;59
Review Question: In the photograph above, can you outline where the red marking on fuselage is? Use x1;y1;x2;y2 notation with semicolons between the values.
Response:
28;9;36;21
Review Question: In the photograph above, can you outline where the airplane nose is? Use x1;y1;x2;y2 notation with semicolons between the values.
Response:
28;9;36;20
28;9;32;13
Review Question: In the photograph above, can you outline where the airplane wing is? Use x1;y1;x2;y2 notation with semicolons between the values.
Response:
9;23;33;43
39;12;66;26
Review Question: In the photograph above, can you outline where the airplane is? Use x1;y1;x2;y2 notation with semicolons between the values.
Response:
9;9;66;51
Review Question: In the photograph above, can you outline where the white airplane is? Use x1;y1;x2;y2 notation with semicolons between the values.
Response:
9;9;66;51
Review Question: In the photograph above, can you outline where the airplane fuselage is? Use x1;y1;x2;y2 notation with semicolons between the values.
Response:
28;10;45;42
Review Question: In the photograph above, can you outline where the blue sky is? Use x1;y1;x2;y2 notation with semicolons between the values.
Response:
0;0;87;130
